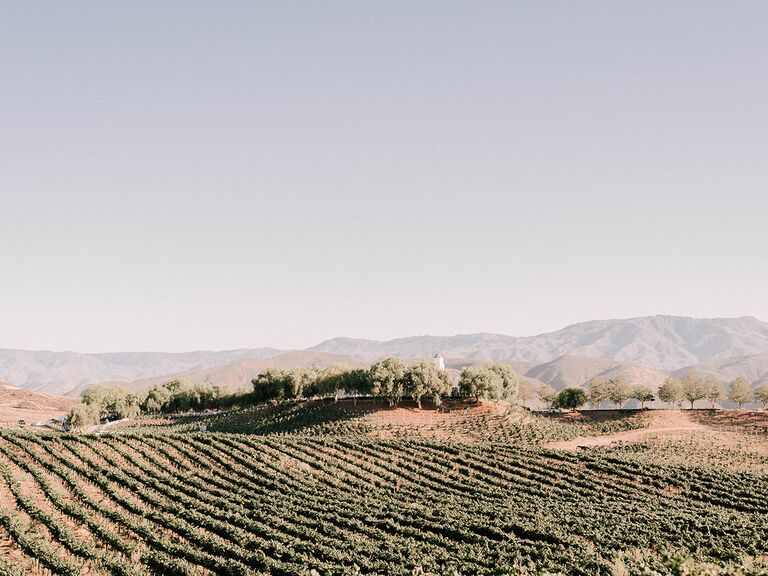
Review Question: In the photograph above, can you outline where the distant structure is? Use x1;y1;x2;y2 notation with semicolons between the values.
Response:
433;353;445;370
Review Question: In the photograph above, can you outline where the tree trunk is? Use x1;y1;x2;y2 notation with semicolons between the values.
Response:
416;397;422;409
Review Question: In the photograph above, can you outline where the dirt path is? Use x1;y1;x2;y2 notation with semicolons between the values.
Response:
544;411;705;451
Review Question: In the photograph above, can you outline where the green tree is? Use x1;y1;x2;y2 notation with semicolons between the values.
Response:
252;369;291;402
142;384;173;413
556;387;587;411
727;377;753;409
631;386;654;409
681;371;707;409
164;381;195;412
458;366;503;401
81;384;132;421
486;363;519;400
587;377;611;409
317;364;350;403
370;357;407;407
341;368;373;405
536;383;558;411
113;392;142;419
68;403;99;428
658;377;684;408
755;381;768;408
607;377;633;409
703;375;724;409
192;383;226;410
405;361;450;408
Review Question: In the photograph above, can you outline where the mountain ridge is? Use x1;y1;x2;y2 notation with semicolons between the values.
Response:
311;315;768;369
2;315;768;395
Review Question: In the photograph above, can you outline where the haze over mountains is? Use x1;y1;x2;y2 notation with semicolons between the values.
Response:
312;315;768;369
3;315;768;397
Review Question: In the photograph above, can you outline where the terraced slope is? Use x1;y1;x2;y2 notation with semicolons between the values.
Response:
0;430;766;575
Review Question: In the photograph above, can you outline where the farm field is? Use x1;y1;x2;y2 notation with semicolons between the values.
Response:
0;403;766;575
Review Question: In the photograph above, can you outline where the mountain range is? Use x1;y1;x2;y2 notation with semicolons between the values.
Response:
311;315;768;369
3;315;768;398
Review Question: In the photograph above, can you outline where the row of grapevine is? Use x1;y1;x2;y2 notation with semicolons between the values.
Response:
0;429;765;574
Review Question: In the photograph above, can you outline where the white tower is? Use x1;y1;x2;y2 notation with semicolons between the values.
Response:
433;353;445;370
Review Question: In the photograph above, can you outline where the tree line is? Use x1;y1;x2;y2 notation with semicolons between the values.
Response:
656;372;768;409
67;358;520;427
251;358;519;408
526;376;656;411
516;371;768;412
67;362;768;427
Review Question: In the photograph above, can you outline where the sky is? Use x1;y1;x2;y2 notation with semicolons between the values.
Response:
1;1;768;353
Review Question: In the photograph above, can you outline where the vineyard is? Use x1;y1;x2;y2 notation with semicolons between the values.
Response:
0;405;766;575
113;400;648;443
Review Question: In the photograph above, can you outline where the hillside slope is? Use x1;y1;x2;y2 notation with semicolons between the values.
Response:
0;381;76;423
519;355;668;395
674;352;768;384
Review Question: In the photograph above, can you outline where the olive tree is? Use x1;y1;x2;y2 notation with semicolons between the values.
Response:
342;368;373;405
607;377;633;409
728;377;753;409
406;361;451;408
142;384;173;413
82;384;134;421
703;375;725;409
516;379;536;407
68;403;99;428
556;387;587;411
317;364;350;402
252;369;291;402
587;377;611;409
658;377;684;408
458;366;503;401
486;363;519;400
755;381;768;408
681;371;707;409
631;386;655;409
370;357;407;407
536;383;558;411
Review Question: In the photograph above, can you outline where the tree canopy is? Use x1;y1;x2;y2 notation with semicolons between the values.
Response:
681;371;708;409
727;377;753;409
658;377;684;408
457;363;519;402
556;387;587;411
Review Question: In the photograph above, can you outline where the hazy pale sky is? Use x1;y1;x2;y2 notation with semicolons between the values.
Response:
2;1;768;352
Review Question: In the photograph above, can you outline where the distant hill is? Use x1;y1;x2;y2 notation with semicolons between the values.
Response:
523;355;668;392
3;315;768;396
0;348;283;396
0;380;76;423
67;350;366;396
312;316;768;370
673;352;768;384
